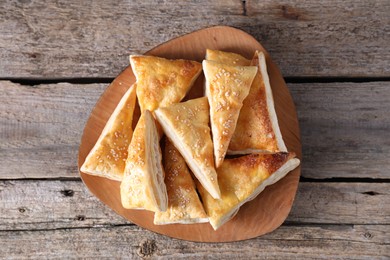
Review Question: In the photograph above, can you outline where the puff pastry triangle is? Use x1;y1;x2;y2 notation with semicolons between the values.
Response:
120;110;168;212
203;60;257;167
197;152;300;230
228;51;287;154
130;55;202;113
154;97;221;199
154;140;208;225
206;49;250;66
81;84;137;181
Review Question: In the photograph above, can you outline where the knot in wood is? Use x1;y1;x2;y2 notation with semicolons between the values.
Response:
60;189;74;197
137;239;157;258
363;232;373;239
18;207;27;213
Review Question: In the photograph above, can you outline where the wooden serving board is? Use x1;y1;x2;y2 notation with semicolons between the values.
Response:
78;26;302;242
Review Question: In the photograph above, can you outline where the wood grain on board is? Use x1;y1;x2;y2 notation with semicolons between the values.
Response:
0;0;388;78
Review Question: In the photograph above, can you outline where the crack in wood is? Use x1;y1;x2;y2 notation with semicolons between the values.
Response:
242;0;247;16
300;177;390;183
0;223;137;233
1;78;114;86
1;77;389;87
361;191;381;196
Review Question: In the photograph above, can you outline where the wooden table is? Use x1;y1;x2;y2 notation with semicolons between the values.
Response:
1;1;389;258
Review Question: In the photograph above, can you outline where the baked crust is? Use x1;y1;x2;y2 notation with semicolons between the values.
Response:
154;140;208;225
197;152;300;230
154;97;221;199
80;84;137;181
203;60;257;167
120;110;168;212
130;55;202;113
206;49;251;66
228;51;287;154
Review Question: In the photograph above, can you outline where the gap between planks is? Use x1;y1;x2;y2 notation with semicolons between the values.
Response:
1;177;389;183
2;76;390;86
0;221;388;233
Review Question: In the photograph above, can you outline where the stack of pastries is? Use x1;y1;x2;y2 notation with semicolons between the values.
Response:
81;49;300;230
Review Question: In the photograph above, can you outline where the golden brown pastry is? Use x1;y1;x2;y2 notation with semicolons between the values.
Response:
120;110;168;212
80;84;137;181
228;51;287;154
203;60;257;168
154;97;221;199
206;49;251;66
154;140;208;224
130;55;202;113
197;152;300;230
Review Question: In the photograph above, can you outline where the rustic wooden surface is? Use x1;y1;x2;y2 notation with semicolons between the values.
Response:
1;0;389;258
0;0;389;78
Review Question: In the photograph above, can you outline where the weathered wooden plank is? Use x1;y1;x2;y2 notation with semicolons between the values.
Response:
0;181;388;231
0;0;388;78
1;81;389;179
0;224;388;259
293;81;390;179
0;81;106;178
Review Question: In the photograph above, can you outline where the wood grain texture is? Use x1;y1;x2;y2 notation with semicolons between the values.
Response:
0;0;388;78
294;81;390;179
0;81;106;178
0;224;388;259
1;181;388;231
1;81;389;179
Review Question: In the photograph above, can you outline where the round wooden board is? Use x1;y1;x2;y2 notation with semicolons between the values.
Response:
78;26;302;242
